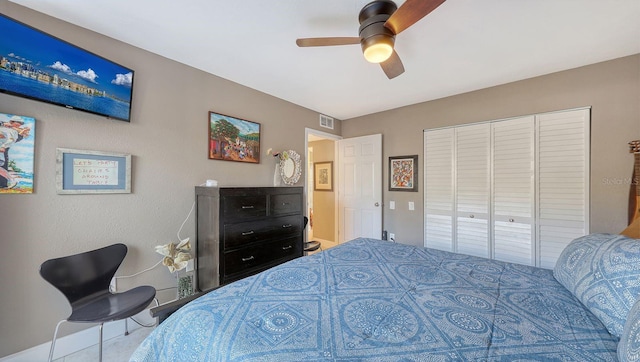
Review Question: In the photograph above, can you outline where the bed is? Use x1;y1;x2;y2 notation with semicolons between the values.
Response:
131;235;640;361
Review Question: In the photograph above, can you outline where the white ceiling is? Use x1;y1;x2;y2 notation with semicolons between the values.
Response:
10;0;640;120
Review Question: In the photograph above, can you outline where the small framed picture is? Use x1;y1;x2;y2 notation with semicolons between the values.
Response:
314;161;333;191
208;111;260;163
56;148;131;194
389;155;418;192
0;113;35;194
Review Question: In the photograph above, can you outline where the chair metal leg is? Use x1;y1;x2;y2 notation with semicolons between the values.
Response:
98;322;104;362
153;297;160;327
125;317;129;336
48;319;67;362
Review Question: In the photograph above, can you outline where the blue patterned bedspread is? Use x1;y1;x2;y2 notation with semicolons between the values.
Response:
131;238;617;361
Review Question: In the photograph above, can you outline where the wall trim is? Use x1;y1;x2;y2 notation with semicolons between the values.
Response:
305;127;342;245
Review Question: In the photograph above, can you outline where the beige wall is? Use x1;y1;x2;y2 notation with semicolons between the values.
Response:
1;0;638;357
0;1;341;357
309;140;335;241
343;54;640;248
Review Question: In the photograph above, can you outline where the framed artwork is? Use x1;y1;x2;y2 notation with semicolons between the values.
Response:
208;111;260;163
56;148;131;194
314;161;333;191
389;155;418;192
0;113;36;194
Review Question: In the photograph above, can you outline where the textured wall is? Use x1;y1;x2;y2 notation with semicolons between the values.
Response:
343;54;640;248
0;1;340;357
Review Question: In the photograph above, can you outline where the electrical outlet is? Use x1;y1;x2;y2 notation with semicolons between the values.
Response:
408;202;415;211
389;201;395;210
389;233;395;241
110;277;117;292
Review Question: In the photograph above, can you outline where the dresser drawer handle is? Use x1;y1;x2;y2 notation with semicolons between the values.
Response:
241;205;255;209
282;224;292;228
241;256;255;262
282;245;292;250
241;231;255;236
282;202;290;206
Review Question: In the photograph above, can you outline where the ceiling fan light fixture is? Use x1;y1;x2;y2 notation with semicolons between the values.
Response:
362;35;394;63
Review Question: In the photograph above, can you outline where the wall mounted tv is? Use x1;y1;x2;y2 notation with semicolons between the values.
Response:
0;14;134;122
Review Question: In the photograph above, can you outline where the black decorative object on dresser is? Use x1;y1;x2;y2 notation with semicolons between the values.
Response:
195;186;304;292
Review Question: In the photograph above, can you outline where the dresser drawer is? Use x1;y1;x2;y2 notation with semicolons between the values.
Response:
224;247;264;275
223;215;301;248
223;237;301;276
266;236;301;261
270;193;302;216
222;195;267;219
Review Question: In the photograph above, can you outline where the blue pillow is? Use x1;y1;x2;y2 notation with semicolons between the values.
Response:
619;298;640;361
553;233;640;337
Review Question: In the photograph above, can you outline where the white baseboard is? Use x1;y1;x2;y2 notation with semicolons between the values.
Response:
0;309;155;362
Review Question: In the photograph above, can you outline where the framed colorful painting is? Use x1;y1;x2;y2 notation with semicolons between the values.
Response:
389;155;418;192
208;112;260;163
0;113;35;194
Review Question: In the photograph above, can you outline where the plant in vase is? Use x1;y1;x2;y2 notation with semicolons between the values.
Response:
155;238;194;299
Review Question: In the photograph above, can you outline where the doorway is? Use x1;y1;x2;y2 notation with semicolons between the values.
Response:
305;128;341;250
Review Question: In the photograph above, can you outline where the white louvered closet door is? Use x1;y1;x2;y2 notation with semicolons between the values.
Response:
424;108;589;268
424;128;455;251
455;124;491;258
537;109;590;268
492;117;535;265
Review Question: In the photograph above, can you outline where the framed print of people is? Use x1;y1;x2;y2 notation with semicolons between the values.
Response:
0;113;35;193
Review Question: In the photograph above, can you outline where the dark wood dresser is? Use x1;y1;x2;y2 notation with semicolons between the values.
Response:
195;186;304;292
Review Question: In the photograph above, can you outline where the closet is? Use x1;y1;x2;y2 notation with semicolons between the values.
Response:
423;108;589;268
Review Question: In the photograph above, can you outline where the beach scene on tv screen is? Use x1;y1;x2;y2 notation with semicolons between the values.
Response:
0;15;133;121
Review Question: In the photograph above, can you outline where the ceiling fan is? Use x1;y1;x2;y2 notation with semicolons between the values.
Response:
296;0;447;79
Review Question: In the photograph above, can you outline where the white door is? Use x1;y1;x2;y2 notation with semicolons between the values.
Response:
424;128;455;251
537;109;590;268
338;134;383;243
492;116;535;265
455;124;491;258
424;108;589;268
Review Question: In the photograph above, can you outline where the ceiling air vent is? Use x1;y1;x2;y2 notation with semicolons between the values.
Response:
319;114;334;130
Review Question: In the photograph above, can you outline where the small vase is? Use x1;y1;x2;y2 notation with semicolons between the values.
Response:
273;164;282;187
177;271;194;299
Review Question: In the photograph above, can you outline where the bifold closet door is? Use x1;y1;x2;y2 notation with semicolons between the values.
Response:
492;117;535;265
537;109;589;269
455;124;490;258
423;123;493;257
424;108;589;268
424;128;454;251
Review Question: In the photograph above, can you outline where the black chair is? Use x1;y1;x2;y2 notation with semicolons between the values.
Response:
39;243;156;362
303;216;322;254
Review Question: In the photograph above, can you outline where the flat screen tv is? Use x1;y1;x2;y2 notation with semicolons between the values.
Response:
0;14;134;122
